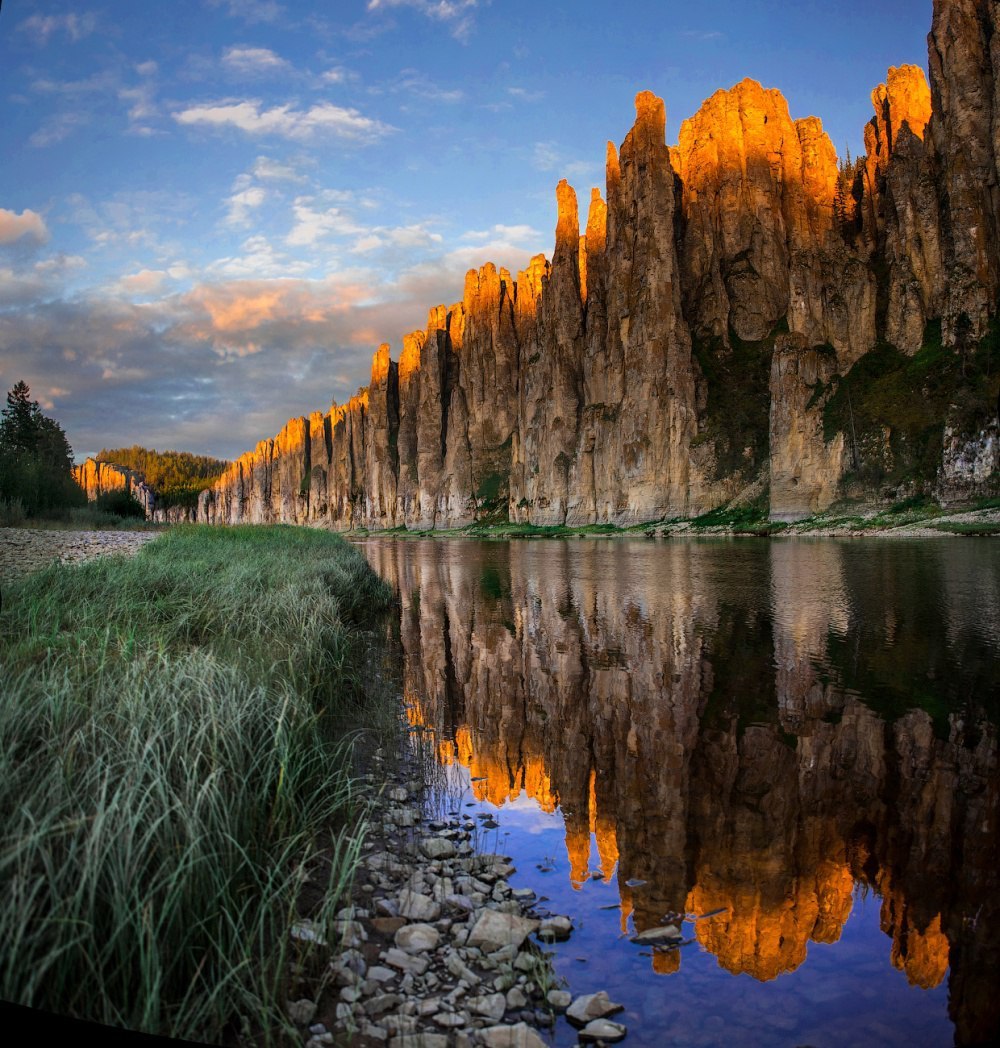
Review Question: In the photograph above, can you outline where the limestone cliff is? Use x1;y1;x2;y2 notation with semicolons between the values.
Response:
73;458;156;518
184;0;998;530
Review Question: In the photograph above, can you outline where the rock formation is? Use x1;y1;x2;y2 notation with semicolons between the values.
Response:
172;0;998;529
73;458;156;518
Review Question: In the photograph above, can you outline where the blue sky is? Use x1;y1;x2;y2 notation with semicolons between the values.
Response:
0;0;931;461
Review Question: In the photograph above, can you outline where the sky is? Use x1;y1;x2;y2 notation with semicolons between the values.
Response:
0;0;932;462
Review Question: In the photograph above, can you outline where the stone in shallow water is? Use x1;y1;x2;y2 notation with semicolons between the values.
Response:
395;922;441;954
566;991;625;1027
579;1018;627;1042
467;910;538;951
546;989;571;1011
630;922;682;944
537;915;573;941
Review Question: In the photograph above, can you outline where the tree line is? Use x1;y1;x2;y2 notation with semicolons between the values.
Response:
96;446;229;508
0;381;85;518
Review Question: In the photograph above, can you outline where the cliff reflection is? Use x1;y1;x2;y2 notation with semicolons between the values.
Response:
363;538;999;1044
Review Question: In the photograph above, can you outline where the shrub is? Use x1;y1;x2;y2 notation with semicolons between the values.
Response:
94;488;147;519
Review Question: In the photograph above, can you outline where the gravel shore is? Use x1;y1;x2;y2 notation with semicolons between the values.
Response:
0;527;159;584
292;748;626;1048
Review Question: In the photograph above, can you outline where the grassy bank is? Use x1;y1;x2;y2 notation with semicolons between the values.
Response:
0;525;394;1043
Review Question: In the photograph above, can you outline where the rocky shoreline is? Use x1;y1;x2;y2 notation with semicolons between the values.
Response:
293;749;627;1048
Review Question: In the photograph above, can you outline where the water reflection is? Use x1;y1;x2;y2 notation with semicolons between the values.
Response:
363;538;1000;1045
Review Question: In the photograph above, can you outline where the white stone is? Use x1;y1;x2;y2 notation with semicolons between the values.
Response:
579;1018;627;1043
395;922;441;955
420;837;457;860
476;1023;548;1048
398;889;441;922
566;991;625;1027
469;992;506;1021
467;910;538;951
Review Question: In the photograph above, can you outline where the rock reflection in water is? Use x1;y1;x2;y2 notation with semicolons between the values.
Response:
363;537;999;1044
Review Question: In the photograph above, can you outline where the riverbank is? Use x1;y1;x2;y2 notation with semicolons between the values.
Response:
0;526;394;1044
310;742;628;1048
343;496;1000;540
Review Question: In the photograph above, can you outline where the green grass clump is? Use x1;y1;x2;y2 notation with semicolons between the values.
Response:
691;497;775;533
0;525;394;1043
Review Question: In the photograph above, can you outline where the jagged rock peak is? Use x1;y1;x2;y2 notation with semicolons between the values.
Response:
631;89;666;140
868;64;932;172
586;187;607;251
371;342;392;385
554;178;581;258
399;329;425;382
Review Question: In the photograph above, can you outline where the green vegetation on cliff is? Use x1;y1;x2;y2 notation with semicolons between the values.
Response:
96;445;229;509
692;321;786;480
822;321;1000;490
0;527;393;1042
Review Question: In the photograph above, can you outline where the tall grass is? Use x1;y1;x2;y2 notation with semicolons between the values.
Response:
0;525;395;1043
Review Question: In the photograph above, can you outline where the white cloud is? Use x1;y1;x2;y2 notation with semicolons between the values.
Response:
287;199;364;247
209;0;285;25
221;46;291;74
174;100;392;142
226;186;267;227
393;70;464;103
29;111;90;147
532;141;598;181
0;209;49;246
250;156;306;182
118;269;169;296
507;86;544;102
136;61;159;77
351;223;443;254
18;13;97;44
366;0;481;41
320;68;350;85
462;223;540;243
119;83;158;124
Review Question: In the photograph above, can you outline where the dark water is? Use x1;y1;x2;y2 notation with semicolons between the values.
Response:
361;538;1000;1047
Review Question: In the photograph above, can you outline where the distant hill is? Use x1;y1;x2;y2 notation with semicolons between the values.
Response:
96;446;229;509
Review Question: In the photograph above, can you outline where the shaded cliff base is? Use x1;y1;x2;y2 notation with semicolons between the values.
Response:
344;494;1000;539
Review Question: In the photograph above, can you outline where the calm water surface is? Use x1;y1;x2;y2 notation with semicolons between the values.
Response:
361;538;1000;1047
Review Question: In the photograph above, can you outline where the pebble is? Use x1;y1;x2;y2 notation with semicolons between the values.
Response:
0;526;158;583
287;999;317;1025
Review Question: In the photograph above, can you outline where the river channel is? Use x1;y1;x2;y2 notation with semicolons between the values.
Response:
360;537;999;1047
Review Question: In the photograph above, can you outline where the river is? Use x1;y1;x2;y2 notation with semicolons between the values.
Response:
360;537;999;1047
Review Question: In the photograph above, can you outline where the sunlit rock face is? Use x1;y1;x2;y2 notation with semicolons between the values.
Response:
363;538;1000;1040
73;457;156;518
673;79;875;366
195;0;1000;528
861;64;943;353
